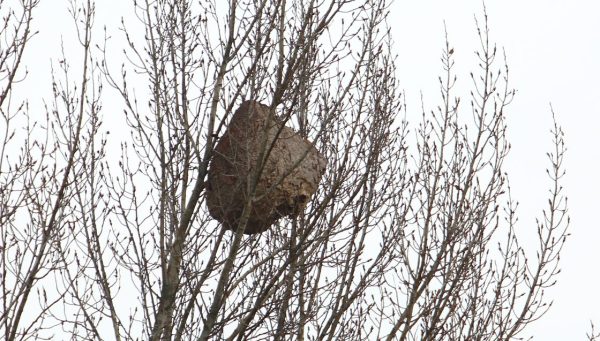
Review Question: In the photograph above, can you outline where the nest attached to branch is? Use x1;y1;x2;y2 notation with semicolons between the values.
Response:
206;100;327;235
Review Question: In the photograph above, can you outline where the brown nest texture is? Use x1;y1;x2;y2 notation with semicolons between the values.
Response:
206;100;327;235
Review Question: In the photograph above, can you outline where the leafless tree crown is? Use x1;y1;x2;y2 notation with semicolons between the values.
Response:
0;0;570;340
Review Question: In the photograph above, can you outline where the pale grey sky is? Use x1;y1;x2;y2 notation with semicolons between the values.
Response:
16;0;600;339
391;1;600;339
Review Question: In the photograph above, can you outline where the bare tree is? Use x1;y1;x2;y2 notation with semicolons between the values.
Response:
0;0;569;340
0;0;105;339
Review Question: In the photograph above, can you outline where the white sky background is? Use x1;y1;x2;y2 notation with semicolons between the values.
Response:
392;1;600;339
13;0;600;339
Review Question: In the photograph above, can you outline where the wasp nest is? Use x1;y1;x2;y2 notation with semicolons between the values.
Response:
206;100;327;235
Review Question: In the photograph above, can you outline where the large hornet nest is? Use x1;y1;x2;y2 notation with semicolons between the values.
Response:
206;101;327;235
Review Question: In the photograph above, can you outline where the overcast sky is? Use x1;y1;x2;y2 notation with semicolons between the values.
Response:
19;0;600;339
391;1;600;339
